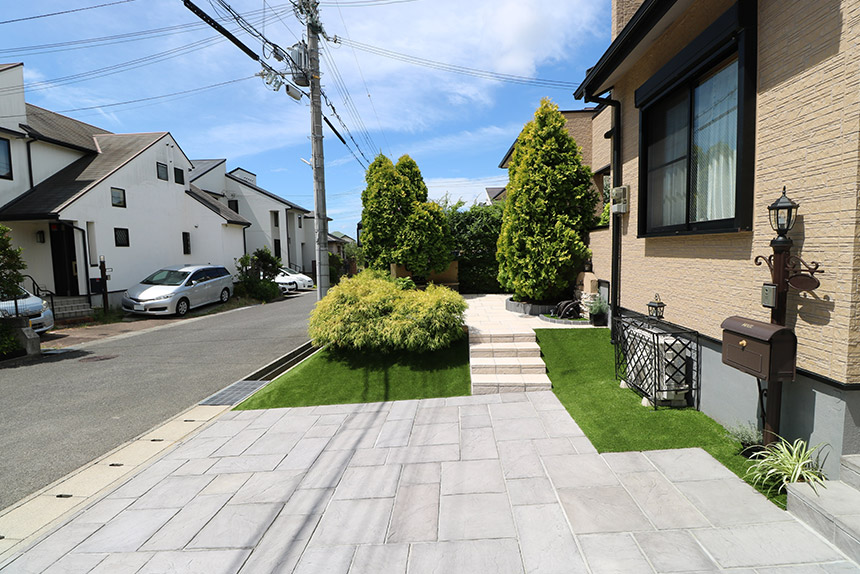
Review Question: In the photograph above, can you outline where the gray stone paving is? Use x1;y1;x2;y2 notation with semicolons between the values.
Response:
2;391;859;573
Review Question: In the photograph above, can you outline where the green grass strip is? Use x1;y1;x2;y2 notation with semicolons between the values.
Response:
236;339;471;410
536;328;785;507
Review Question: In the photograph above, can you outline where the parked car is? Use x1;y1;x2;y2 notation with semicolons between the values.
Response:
274;267;314;294
0;288;54;333
122;265;233;317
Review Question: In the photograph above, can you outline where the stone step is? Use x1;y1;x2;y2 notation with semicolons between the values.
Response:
787;479;860;564
470;356;546;375
842;455;860;492
469;342;541;358
471;373;552;395
468;331;536;344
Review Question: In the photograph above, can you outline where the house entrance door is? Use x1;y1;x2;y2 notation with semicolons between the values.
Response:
49;223;79;296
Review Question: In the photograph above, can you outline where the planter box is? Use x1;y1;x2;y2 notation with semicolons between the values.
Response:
505;297;556;316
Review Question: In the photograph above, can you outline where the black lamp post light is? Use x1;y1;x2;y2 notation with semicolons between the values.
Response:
752;186;824;444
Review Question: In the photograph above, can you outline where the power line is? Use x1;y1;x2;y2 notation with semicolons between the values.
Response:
319;44;377;158
0;10;279;96
331;0;390;156
334;37;581;90
0;76;256;119
0;3;294;57
0;0;136;25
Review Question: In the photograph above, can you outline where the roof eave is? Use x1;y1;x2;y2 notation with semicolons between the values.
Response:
574;0;682;100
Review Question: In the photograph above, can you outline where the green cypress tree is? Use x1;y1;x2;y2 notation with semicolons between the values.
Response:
496;98;597;302
395;154;428;203
397;201;452;279
360;154;410;271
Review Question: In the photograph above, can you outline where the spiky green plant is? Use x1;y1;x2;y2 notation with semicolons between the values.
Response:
744;436;828;495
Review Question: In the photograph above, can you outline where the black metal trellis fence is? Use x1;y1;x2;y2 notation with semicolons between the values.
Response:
613;310;701;409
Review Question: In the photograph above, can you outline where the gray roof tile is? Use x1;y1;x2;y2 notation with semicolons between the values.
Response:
0;132;165;219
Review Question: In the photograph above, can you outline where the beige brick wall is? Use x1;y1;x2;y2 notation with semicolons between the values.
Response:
587;227;612;290
612;0;645;40
610;0;860;383
561;110;594;167
591;107;613;172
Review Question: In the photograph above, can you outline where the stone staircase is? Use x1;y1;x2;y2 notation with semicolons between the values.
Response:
469;331;552;394
52;296;95;322
787;454;860;563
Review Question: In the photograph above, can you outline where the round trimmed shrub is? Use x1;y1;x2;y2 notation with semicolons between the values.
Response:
308;270;466;353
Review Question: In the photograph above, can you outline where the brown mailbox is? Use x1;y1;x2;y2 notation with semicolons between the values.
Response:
720;316;797;382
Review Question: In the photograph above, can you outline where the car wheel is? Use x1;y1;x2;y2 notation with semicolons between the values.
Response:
288;282;297;292
176;298;190;317
220;288;230;303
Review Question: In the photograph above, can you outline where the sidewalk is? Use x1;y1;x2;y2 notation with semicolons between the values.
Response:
1;295;858;573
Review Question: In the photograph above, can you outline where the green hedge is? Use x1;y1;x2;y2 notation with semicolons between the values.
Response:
309;270;466;353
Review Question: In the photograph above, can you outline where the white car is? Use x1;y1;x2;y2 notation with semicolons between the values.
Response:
274;268;313;294
121;265;233;316
0;288;54;333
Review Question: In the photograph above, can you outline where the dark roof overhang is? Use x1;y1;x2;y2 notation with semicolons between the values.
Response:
574;0;696;100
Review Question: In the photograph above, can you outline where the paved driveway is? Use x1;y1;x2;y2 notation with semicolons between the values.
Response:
0;294;316;512
2;391;855;573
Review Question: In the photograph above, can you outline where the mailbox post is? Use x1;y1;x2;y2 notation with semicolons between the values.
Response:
747;188;823;445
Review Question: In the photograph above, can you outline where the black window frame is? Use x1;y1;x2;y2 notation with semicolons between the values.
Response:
156;162;169;181
227;199;239;213
182;231;191;255
635;2;756;238
110;187;126;208
272;211;279;228
174;167;185;185
114;227;130;247
273;238;281;256
0;137;11;180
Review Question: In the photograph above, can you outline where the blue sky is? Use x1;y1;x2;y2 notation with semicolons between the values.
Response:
2;0;611;237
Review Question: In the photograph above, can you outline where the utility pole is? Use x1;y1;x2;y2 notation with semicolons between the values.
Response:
183;0;330;299
302;0;330;299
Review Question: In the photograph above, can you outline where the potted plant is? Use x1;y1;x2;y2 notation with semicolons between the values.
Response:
588;297;609;326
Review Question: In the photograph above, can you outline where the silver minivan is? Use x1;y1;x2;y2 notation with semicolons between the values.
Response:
122;265;233;316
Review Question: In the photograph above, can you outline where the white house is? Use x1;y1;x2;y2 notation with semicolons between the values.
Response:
0;63;249;311
188;160;314;273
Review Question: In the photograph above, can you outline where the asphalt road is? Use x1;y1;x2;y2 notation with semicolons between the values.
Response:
0;293;317;511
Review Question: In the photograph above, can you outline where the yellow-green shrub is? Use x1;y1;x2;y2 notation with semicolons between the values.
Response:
309;270;466;352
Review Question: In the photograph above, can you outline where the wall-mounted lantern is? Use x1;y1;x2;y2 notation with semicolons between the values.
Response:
647;293;665;319
768;186;799;242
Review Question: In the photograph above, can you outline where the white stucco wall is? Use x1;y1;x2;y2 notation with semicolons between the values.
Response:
0;65;29;209
191;161;226;194
30;141;87;187
57;134;244;294
6;220;54;291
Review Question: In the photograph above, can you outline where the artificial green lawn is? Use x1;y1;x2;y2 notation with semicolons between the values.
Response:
236;338;471;409
536;328;785;507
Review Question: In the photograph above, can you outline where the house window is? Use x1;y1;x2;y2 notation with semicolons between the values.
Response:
272;211;279;228
114;227;130;247
228;199;239;213
298;216;303;229
156;162;168;181
636;3;755;237
182;231;191;255
0;138;11;179
644;58;738;233
274;238;281;257
111;187;126;208
174;167;185;185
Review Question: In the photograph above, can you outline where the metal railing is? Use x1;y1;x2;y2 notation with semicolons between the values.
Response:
22;274;55;318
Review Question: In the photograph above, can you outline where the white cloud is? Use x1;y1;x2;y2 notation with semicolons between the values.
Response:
426;175;509;205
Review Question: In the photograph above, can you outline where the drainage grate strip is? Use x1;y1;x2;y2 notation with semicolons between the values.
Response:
199;380;270;406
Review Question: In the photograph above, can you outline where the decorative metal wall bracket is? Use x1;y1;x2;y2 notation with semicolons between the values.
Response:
754;254;824;292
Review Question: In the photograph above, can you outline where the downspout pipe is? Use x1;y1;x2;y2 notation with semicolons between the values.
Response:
582;92;622;341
